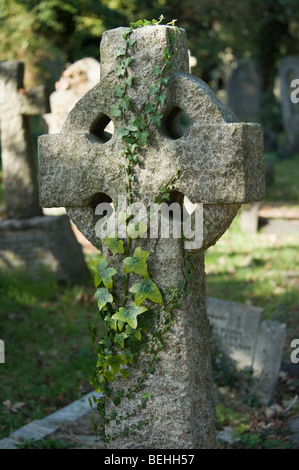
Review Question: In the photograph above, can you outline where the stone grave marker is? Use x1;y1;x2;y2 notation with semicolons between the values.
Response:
240;202;260;234
227;59;262;122
207;297;286;405
0;61;47;219
279;56;299;153
0;61;88;282
38;25;265;449
44;57;101;134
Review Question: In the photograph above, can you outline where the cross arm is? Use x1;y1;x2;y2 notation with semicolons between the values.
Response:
38;132;123;208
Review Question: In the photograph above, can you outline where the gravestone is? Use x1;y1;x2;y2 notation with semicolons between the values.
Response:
38;25;265;448
227;59;262;122
0;61;88;282
279;56;299;152
0;61;47;219
240;202;260;233
207;297;286;405
44;58;101;134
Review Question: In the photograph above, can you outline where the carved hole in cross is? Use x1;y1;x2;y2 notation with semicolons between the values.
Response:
162;190;184;222
161;107;192;140
162;190;197;225
90;192;114;223
90;114;114;143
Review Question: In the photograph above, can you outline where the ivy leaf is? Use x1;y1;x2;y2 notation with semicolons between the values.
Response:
144;102;156;114
124;74;134;87
127;221;148;239
110;103;122;118
96;354;106;367
118;210;131;225
150;112;163;127
114;332;128;348
120;369;130;379
165;60;174;69
132;115;145;130
104;315;118;332
104;234;125;254
116;47;126;57
125;38;136;48
99;334;112;348
114;84;125;98
152;66;163;76
136;130;150;146
149;84;160;95
122;57;133;68
104;355;126;374
130;20;144;29
94;287;114;310
120;95;130;111
163;48;172;60
125;325;142;341
93;256;118;288
112;304;148;329
123;246;149;276
115;65;125;77
122;28;131;39
129;277;164;306
104;369;115;383
124;347;136;364
159;76;170;87
116;126;129;139
127;123;139;132
155;93;167;107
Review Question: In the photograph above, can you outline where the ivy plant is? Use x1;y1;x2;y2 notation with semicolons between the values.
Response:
88;16;190;445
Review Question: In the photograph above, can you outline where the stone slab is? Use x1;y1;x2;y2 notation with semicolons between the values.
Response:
0;214;89;283
261;218;299;235
10;420;58;441
0;438;19;450
240;203;260;234
252;320;286;405
0;391;102;449
207;297;263;369
207;297;286;405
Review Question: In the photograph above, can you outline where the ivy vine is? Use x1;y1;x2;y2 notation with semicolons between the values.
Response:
88;16;189;445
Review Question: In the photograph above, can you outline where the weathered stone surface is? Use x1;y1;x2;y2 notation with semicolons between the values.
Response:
0;215;89;283
104;240;215;449
0;61;50;219
38;25;265;449
44;58;101;134
279;56;299;152
207;297;286;405
227;59;262;122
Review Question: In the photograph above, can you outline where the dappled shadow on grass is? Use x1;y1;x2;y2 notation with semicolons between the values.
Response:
205;275;299;320
0;269;102;440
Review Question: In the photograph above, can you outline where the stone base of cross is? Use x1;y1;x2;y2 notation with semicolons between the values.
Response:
38;25;265;448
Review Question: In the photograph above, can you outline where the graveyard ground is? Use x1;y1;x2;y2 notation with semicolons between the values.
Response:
0;153;299;448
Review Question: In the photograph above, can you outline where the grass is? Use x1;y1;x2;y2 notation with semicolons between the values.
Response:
205;212;299;320
0;268;104;440
264;152;299;203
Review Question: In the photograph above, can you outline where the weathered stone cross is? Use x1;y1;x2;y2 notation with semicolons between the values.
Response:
0;61;50;219
38;26;264;449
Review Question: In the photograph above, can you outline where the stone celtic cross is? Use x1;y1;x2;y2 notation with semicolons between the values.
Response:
38;26;264;449
0;61;50;219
